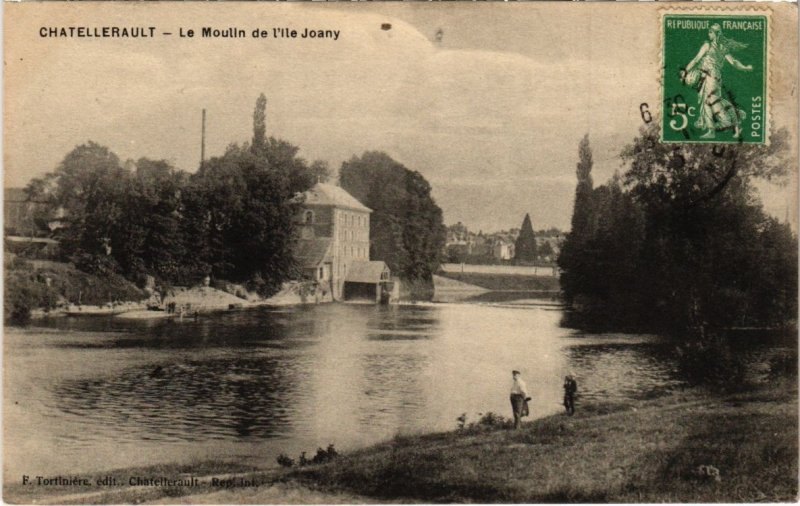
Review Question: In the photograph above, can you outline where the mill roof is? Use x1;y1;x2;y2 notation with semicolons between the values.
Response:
302;183;371;213
294;238;332;268
345;260;390;283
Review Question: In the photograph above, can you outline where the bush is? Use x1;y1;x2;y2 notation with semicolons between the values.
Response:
277;444;338;469
459;411;513;433
475;411;513;429
312;444;338;464
276;454;294;468
4;269;61;325
4;260;146;325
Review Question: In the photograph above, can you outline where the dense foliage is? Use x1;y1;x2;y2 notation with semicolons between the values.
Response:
340;152;446;283
24;96;325;297
559;125;797;335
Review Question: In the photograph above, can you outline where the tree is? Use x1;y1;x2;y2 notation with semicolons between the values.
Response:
559;124;796;335
308;160;332;184
570;134;594;241
114;158;188;282
401;170;446;280
25;98;320;296
514;213;537;263
26;142;130;275
250;93;327;190
184;142;303;296
252;93;267;153
340;152;445;284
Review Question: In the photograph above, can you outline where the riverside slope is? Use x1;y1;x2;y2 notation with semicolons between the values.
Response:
5;380;795;504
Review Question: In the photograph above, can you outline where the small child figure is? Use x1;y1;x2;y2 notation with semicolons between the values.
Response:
563;375;577;416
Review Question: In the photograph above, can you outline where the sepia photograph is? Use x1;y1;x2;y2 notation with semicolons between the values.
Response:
3;2;798;503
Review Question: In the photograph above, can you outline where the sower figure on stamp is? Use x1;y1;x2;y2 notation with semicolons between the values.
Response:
683;23;752;139
510;370;531;429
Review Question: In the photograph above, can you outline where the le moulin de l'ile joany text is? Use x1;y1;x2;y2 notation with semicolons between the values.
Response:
39;25;341;40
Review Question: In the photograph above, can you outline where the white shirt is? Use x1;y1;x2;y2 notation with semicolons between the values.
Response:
510;377;528;397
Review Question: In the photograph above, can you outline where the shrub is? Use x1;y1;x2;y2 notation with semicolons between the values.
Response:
276;454;294;468
279;444;338;468
298;452;309;467
475;411;513;429
4;269;61;325
461;411;513;433
4;260;146;325
311;444;338;464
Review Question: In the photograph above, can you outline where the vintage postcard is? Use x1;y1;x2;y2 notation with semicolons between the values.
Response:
3;2;798;504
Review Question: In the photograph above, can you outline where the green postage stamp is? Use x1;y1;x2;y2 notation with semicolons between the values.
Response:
662;12;768;144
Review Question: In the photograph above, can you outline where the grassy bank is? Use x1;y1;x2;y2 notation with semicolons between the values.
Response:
290;381;797;502
5;382;795;504
4;257;146;323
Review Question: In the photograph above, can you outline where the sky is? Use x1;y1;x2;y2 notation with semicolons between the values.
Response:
5;3;797;231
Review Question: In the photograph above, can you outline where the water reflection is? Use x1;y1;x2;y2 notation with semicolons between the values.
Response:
54;354;300;441
6;303;692;477
564;341;684;402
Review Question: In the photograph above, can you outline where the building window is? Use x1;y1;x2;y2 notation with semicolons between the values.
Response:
304;210;314;224
319;267;324;279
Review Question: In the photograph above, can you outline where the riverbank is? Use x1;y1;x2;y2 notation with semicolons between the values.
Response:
4;257;146;323
6;380;795;504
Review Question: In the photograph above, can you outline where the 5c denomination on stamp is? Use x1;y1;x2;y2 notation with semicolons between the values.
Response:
662;11;768;144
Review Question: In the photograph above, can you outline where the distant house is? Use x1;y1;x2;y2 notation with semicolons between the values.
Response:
5;188;41;236
492;240;515;261
4;187;65;237
294;183;392;302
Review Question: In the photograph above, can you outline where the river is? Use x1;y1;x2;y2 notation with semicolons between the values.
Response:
4;301;688;478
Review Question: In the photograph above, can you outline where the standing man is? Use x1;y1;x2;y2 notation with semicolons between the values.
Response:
510;370;530;429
